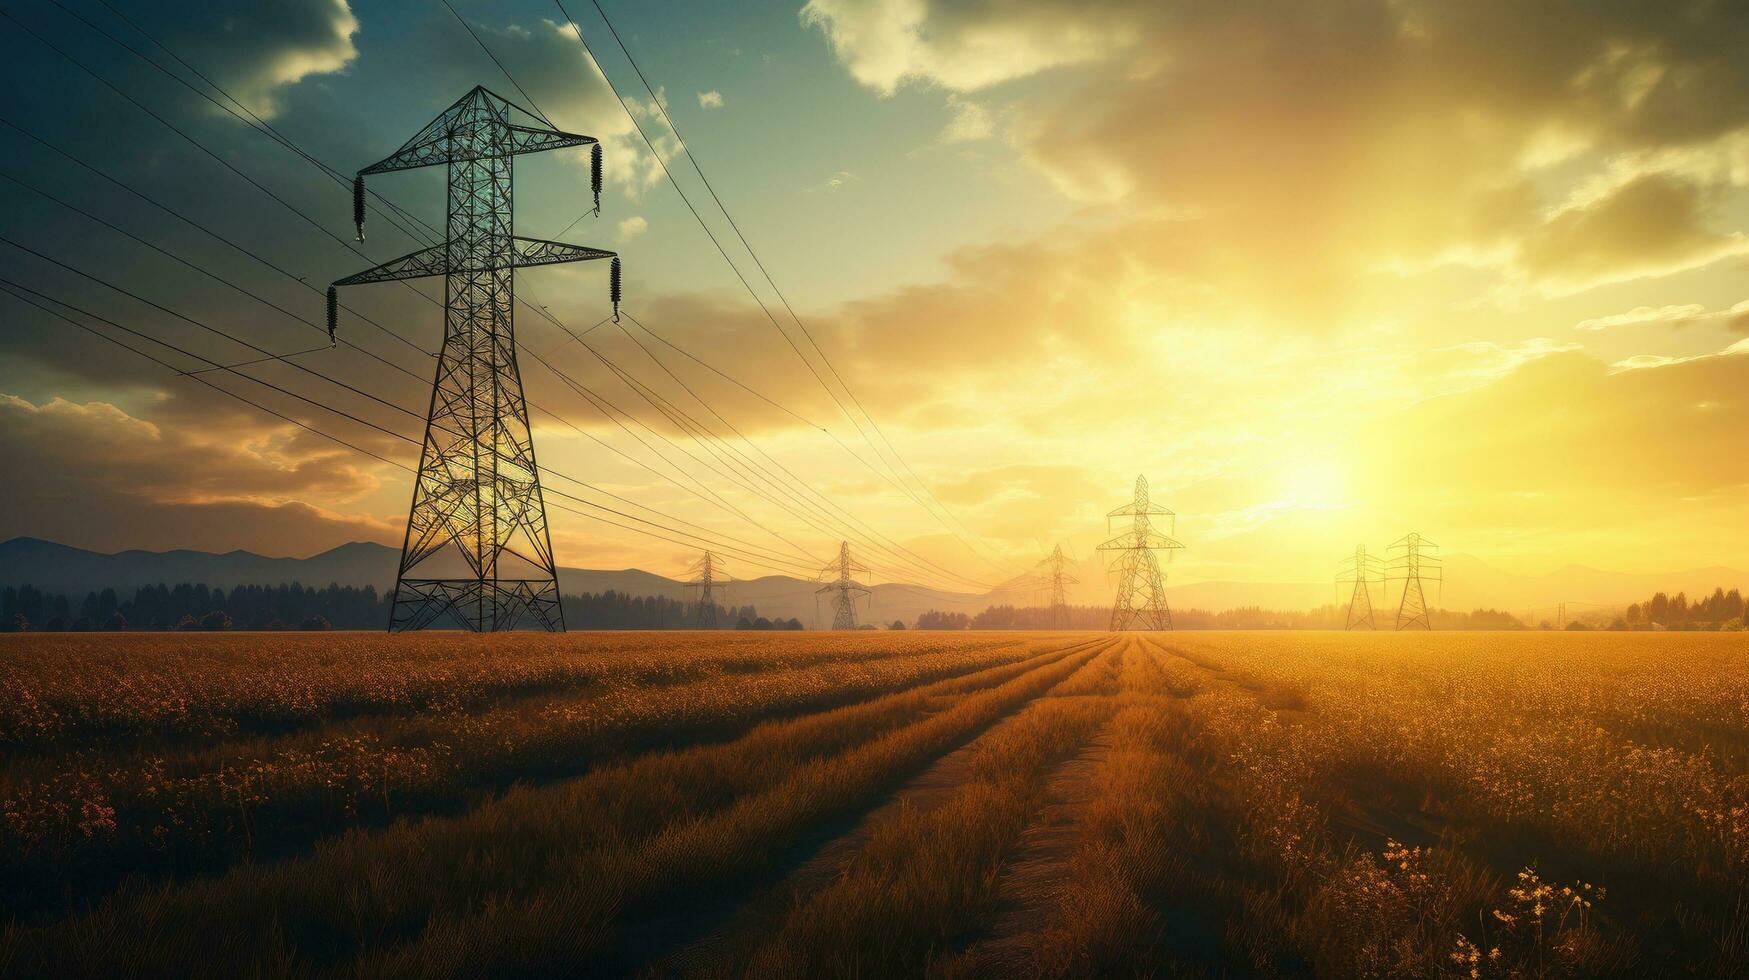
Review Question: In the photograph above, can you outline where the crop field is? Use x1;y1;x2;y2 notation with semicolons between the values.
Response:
1;631;1745;977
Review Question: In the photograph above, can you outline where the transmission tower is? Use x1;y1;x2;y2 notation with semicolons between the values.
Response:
687;552;728;628
1097;475;1185;631
330;87;621;632
817;541;871;630
1336;544;1386;630
1035;544;1078;629
1386;532;1441;630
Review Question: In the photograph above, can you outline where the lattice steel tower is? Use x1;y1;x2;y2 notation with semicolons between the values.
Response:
1336;544;1385;630
1098;475;1185;631
687;551;726;628
1036;544;1078;629
330;87;620;632
817;541;870;630
1386;532;1441;630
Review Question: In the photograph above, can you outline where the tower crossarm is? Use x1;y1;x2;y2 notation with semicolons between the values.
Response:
1096;528;1184;552
1106;502;1175;519
508;125;598;157
359;87;598;175
333;237;617;287
512;237;618;269
331;244;447;286
816;581;870;596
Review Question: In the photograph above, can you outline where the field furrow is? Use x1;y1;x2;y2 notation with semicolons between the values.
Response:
5;630;1745;977
644;643;1125;977
7;636;1109;977
724;661;1133;977
1;636;1062;922
939;726;1113;976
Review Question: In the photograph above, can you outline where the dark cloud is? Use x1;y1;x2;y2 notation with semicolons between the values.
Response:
117;0;359;117
1517;173;1747;293
0;393;397;555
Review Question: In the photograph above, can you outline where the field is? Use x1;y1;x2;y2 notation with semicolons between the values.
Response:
1;631;1746;977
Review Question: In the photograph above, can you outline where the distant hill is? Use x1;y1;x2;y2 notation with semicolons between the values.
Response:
0;537;400;596
4;537;1742;627
0;537;988;627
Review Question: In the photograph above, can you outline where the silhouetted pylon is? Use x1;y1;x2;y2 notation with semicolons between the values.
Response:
330;87;622;632
1386;532;1441;630
1097;475;1184;631
1035;544;1079;629
816;541;870;630
686;551;727;628
1336;544;1385;630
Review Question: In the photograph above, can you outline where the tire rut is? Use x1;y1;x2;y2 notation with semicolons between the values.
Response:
945;721;1116;976
625;636;1122;978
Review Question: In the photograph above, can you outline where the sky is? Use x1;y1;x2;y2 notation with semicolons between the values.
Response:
1;0;1747;597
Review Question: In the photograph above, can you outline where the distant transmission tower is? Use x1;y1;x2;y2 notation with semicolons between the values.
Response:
1386;532;1442;630
687;552;728;628
1336;544;1385;630
816;541;871;630
330;87;621;632
1036;544;1078;629
1098;475;1185;631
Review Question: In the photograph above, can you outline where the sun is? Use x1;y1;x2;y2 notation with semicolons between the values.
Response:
1280;458;1350;509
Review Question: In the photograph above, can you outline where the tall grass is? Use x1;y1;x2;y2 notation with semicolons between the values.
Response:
9;637;1110;976
1;634;1049;920
7;631;1744;976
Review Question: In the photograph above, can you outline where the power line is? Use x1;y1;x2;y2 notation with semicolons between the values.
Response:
0;107;820;567
609;313;1002;591
534;311;997;592
0;235;422;431
543;0;1002;571
0;115;436;367
566;0;1012;573
0;73;830;573
0;278;824;578
0;150;824;577
419;10;999;592
436;0;557;128
59;0;445;248
9;2;1005;591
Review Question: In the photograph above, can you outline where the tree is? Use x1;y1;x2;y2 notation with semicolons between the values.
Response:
104;612;128;631
916;610;970;630
298;615;331;631
199;610;232;631
7;612;28;632
890;620;906;630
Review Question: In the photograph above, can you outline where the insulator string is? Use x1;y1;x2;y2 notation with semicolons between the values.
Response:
352;175;365;242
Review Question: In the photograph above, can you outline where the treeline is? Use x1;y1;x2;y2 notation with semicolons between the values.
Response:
917;604;1529;630
561;591;801;629
0;583;775;631
1;583;388;631
1615;588;1744;631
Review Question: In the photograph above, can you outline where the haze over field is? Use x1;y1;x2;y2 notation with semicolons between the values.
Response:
4;537;1744;622
3;0;1747;596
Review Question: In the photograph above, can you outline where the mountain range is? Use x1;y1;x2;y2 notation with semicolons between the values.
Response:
3;537;1743;626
